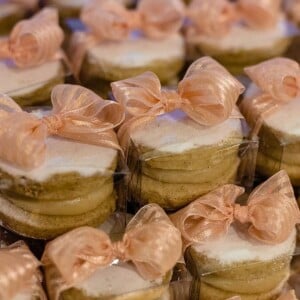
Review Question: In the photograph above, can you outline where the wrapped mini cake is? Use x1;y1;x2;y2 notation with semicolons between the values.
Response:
171;170;300;300
0;8;68;106
0;84;125;239
42;204;182;300
70;0;185;97
0;0;38;35
112;56;255;210
185;0;295;75
240;57;300;185
0;241;46;299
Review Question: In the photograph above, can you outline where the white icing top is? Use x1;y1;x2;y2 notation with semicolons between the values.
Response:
131;110;243;153
0;137;117;181
193;19;296;51
0;60;63;97
78;262;163;297
0;3;19;17
13;292;31;300
88;33;185;68
0;110;117;182
192;226;296;266
244;83;300;142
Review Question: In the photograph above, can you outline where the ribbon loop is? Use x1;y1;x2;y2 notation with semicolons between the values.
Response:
42;204;182;300
0;84;125;169
0;241;46;300
0;8;64;68
171;170;300;247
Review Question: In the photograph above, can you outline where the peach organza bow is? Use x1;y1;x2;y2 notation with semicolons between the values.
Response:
187;0;280;37
228;290;298;300
171;170;300;249
0;241;46;300
240;57;300;136
42;204;182;300
0;84;124;169
0;8;64;68
112;56;244;148
70;0;184;76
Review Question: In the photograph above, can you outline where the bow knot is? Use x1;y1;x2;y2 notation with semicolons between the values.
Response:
161;90;186;112
42;114;63;135
0;8;64;68
111;240;128;261
42;204;182;300
0;84;125;169
233;203;250;224
171;170;300;248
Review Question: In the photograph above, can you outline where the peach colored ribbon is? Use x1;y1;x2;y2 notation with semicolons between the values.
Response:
227;290;298;300
187;0;280;38
111;56;245;149
0;8;64;68
171;170;300;249
0;241;46;300
70;0;184;76
42;204;182;300
240;57;300;136
0;84;125;169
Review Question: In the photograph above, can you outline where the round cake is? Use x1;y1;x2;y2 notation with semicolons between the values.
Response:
186;227;296;300
244;84;300;184
0;134;117;239
127;110;244;210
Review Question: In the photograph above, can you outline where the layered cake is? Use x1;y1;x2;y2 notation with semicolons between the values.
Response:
240;57;300;185
0;241;46;299
171;171;300;300
185;0;295;75
112;57;247;210
70;0;185;96
42;204;182;300
0;84;124;239
0;0;37;35
0;8;67;106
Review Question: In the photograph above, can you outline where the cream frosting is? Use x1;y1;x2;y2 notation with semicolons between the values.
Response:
192;18;296;51
244;83;300;142
13;292;32;300
130;110;243;153
192;227;296;265
0;60;63;97
0;3;19;17
88;33;185;68
0;136;117;182
77;262;164;297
